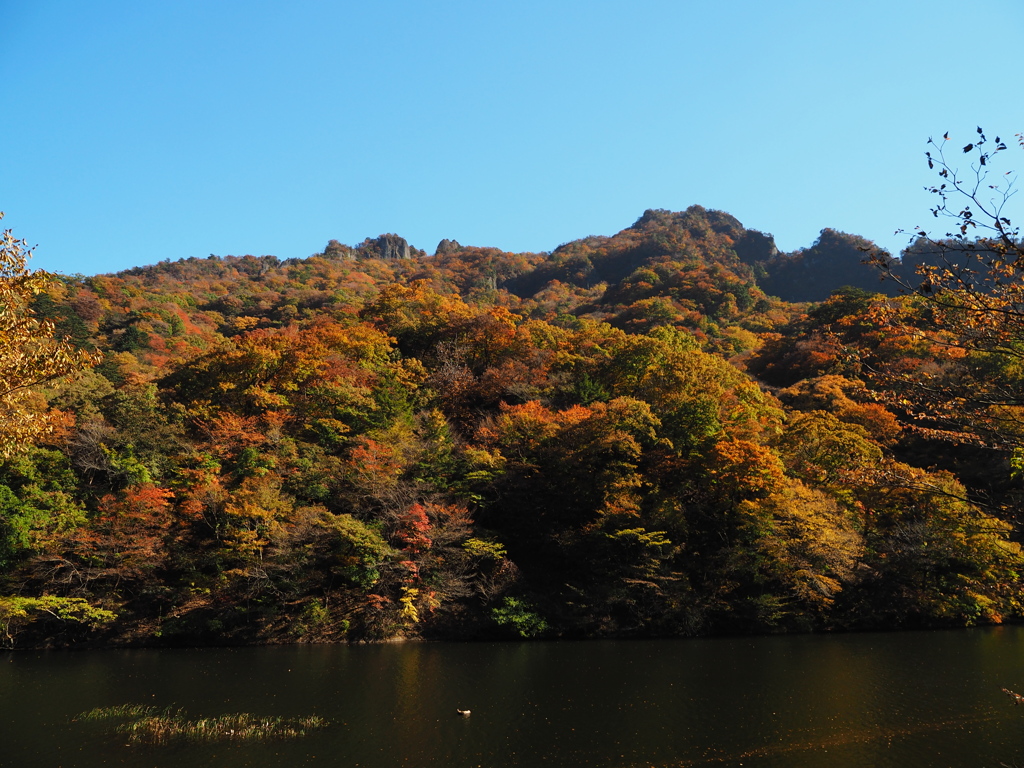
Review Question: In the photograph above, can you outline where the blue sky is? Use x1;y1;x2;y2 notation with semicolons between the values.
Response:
3;0;1023;276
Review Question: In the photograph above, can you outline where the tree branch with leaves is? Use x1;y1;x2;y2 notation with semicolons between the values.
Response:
864;132;1024;451
0;213;98;458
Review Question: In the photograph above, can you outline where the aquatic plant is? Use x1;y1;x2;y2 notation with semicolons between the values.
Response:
78;703;167;721
76;704;328;744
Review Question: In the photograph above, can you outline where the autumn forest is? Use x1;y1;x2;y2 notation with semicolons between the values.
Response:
3;192;1024;649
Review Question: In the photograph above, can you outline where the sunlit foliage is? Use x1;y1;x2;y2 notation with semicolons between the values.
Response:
2;203;1022;646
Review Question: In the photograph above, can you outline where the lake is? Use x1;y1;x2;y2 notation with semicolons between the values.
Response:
3;627;1024;767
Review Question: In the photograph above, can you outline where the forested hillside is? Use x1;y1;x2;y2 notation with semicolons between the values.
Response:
3;206;1022;648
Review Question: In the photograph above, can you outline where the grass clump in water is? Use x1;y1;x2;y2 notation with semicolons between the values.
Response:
78;704;169;722
76;704;328;744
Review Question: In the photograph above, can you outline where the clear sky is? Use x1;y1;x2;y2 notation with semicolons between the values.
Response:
3;0;1023;276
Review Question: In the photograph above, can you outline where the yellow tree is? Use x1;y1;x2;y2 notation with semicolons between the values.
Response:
0;214;96;457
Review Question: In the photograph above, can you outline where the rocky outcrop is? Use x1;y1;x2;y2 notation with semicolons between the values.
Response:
435;238;462;255
323;239;354;260
374;233;411;260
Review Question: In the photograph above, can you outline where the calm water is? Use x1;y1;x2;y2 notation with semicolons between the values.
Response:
3;628;1024;768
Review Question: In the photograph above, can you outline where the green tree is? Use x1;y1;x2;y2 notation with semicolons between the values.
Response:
0;595;115;648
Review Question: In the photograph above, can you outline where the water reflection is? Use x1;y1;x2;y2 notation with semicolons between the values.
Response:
4;628;1024;767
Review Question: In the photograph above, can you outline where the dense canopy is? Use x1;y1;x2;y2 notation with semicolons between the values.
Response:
2;206;1022;648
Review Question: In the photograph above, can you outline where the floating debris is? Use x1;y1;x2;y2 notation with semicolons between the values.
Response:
1002;687;1024;705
